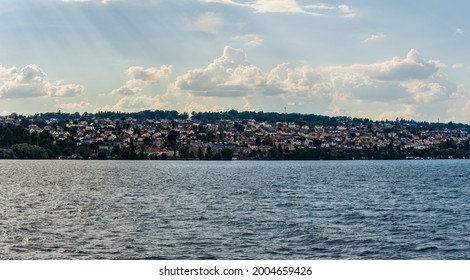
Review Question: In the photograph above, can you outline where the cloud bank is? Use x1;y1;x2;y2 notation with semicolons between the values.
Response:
92;46;467;122
0;64;84;99
163;46;465;121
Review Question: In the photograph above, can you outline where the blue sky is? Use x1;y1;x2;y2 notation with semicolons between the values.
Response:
1;0;470;123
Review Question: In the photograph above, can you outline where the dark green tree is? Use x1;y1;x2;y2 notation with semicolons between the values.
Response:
46;143;60;158
136;144;148;159
178;145;189;159
12;143;49;159
197;147;204;159
120;148;132;160
77;144;92;159
62;147;73;157
89;142;100;152
206;131;215;142
220;148;234;160
205;146;213;160
98;149;110;160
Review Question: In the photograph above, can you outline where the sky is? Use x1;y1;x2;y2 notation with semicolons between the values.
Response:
1;0;470;123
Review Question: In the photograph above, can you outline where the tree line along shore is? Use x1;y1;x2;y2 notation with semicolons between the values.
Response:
1;110;470;160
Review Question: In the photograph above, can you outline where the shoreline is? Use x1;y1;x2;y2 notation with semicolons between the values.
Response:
0;157;468;161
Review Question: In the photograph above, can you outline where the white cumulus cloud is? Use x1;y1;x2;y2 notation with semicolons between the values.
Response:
234;34;264;47
111;85;142;96
49;81;85;97
378;104;416;121
203;0;356;17
181;102;227;115
0;64;84;99
365;49;442;81
127;65;172;85
305;3;356;18
0;65;16;78
170;46;264;97
110;65;172;96
96;95;165;112
168;46;467;121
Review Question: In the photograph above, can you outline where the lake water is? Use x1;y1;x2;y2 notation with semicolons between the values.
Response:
0;159;469;259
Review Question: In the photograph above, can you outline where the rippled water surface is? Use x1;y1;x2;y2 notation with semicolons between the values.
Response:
1;160;470;259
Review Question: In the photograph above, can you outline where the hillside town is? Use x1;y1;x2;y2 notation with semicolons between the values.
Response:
1;110;470;160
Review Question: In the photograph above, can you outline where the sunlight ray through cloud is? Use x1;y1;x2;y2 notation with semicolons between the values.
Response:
0;0;469;123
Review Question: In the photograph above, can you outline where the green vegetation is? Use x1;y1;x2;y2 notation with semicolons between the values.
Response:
259;146;470;160
12;143;49;159
1;109;470;160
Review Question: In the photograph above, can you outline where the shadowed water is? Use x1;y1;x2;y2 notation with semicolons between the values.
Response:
1;160;469;259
